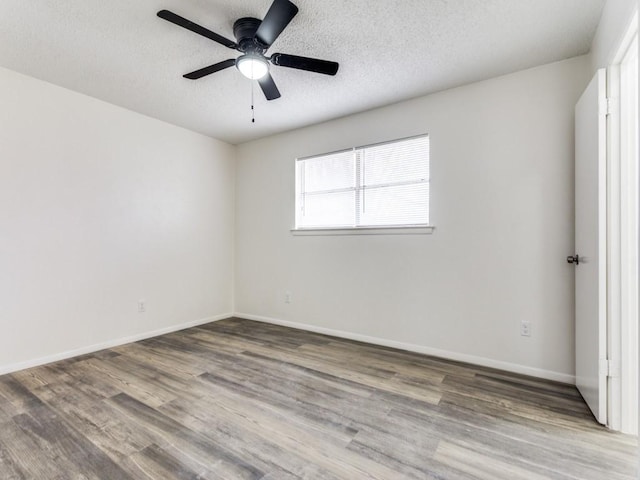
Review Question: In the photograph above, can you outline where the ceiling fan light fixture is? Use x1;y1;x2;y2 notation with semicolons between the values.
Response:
236;54;269;80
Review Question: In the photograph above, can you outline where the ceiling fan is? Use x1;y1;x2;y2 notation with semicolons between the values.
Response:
157;0;339;101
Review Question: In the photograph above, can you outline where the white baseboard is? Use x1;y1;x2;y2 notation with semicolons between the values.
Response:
234;312;576;385
0;313;232;376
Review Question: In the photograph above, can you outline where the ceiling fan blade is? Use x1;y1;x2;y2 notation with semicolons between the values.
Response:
183;59;237;80
255;0;299;48
258;73;281;101
157;10;237;49
270;53;339;76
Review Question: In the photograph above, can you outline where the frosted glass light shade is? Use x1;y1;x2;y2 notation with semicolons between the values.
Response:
236;55;269;80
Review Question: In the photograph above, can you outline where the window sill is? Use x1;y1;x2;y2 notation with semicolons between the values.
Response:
291;226;435;236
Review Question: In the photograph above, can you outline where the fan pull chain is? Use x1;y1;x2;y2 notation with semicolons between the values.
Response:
251;80;255;123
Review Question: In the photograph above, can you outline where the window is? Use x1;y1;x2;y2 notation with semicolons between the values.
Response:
295;135;430;231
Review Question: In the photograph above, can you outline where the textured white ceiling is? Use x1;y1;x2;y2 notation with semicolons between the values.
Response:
0;0;604;144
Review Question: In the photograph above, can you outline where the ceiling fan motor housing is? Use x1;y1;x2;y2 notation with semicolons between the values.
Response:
233;18;266;53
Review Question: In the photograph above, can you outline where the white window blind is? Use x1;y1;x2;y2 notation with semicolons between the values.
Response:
295;135;429;229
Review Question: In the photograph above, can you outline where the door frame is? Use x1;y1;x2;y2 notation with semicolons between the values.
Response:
606;10;638;435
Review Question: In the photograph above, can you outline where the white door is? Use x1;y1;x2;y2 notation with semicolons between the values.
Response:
574;69;607;425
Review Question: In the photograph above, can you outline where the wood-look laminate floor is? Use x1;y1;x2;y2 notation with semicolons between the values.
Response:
0;318;636;479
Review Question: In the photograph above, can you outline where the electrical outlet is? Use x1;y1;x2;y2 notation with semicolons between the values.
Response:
284;291;292;304
521;321;531;337
138;300;146;313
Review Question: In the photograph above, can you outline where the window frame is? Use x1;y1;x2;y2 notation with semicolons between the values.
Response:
292;134;434;235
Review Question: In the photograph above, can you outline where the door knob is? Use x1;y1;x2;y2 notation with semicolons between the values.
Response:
567;254;580;265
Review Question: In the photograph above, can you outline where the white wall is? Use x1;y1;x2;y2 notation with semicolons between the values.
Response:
235;56;590;382
0;66;235;373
